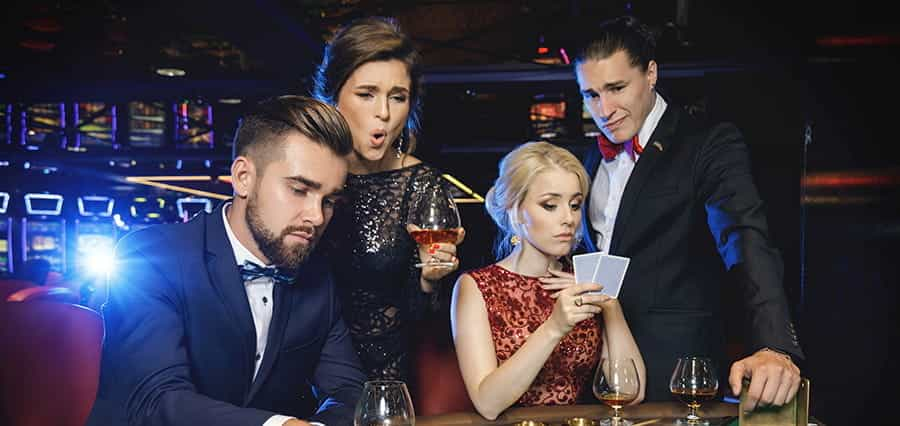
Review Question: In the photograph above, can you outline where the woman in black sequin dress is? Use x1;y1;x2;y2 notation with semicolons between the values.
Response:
314;17;464;382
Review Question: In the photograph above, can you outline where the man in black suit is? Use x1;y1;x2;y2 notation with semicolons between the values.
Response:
88;96;365;426
574;16;803;408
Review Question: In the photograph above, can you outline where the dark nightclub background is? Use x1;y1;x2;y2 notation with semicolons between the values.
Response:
2;1;898;424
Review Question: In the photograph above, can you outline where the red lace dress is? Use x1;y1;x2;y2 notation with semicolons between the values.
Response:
469;264;603;406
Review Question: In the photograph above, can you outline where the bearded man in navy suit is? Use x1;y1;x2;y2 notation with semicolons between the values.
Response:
88;96;365;426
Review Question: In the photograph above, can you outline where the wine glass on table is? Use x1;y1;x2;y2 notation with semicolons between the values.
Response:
669;356;719;425
353;380;416;426
593;358;640;426
408;184;461;268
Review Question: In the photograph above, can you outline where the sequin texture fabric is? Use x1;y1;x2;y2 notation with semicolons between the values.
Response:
469;264;602;406
322;163;446;381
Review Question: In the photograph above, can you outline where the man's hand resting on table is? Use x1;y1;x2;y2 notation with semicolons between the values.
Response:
729;348;801;411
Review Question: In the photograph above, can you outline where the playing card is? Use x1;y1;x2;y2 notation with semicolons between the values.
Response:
573;252;603;284
592;254;630;298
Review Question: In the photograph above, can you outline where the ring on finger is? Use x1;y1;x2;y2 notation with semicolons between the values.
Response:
574;296;583;307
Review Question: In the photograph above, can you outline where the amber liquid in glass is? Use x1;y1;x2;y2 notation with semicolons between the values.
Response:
598;391;637;408
671;387;717;408
409;229;458;245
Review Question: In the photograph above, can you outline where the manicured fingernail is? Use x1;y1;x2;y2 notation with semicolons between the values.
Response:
428;249;435;254
432;244;440;249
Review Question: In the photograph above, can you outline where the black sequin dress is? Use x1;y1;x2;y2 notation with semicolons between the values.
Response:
322;162;446;381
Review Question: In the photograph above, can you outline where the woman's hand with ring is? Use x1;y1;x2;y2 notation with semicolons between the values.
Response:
546;283;605;336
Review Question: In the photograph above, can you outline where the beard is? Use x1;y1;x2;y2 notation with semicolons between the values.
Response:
245;193;317;275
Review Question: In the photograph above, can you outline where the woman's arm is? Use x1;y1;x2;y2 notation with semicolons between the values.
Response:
451;274;602;420
599;299;646;404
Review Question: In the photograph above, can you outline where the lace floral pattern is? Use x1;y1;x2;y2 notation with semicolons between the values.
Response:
322;163;446;381
470;264;602;406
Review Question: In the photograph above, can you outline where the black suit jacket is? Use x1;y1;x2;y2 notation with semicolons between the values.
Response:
581;105;803;401
88;203;365;426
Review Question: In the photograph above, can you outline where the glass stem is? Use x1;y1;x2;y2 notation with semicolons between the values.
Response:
687;404;699;421
613;406;620;421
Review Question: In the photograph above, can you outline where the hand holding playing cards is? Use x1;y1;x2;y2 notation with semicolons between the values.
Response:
546;283;610;335
538;267;577;292
539;269;615;307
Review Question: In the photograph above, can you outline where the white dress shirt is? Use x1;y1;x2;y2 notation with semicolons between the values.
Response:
589;93;667;253
223;204;323;426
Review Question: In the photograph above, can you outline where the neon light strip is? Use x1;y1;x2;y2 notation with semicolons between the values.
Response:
3;217;12;274
802;195;879;205
24;193;64;215
176;197;213;218
126;177;230;200
803;170;900;188
78;195;115;217
0;192;9;214
78;195;116;217
224;174;485;203
442;174;485;202
129;175;213;181
129;174;484;204
816;35;900;47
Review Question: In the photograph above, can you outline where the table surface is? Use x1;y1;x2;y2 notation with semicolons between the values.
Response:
418;402;824;426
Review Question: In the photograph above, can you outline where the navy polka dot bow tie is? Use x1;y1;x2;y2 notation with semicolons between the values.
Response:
239;260;294;285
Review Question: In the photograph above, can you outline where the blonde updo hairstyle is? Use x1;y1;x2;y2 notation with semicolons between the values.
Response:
484;141;590;259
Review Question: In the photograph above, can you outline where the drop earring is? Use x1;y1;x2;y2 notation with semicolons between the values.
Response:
394;134;404;159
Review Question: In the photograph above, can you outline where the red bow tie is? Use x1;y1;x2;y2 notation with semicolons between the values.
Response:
598;133;643;161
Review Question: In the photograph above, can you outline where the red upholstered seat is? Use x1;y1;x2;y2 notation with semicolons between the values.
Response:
6;285;79;304
0;280;37;301
0;302;103;426
411;315;475;416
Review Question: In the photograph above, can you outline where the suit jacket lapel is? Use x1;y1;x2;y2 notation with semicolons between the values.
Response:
610;107;681;254
204;202;257;390
581;146;603;252
246;279;295;402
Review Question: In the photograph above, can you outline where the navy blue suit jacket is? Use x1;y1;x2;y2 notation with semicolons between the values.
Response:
88;203;365;426
581;105;803;401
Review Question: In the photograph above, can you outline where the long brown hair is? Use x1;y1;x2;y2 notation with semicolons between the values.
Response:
312;16;423;154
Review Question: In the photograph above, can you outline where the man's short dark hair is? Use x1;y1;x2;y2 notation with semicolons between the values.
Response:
573;15;657;71
232;95;353;173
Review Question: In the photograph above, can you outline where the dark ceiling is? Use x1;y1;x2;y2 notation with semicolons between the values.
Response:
2;0;897;101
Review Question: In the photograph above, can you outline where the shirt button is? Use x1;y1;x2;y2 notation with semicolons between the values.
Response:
262;296;268;304
256;353;261;361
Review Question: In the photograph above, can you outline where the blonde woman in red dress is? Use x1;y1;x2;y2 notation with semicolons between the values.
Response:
452;141;646;420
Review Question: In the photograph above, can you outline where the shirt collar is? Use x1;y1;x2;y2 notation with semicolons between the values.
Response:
222;202;268;267
637;92;667;152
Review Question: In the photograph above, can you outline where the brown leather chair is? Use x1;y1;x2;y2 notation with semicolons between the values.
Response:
0;301;103;426
411;315;475;416
6;286;79;304
0;280;36;301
